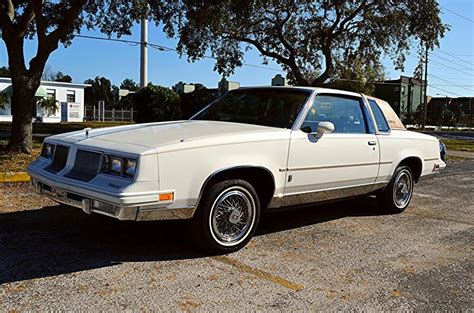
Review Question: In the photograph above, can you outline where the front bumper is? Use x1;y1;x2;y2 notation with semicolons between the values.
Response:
29;174;195;221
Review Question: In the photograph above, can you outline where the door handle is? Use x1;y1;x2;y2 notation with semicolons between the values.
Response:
368;141;377;146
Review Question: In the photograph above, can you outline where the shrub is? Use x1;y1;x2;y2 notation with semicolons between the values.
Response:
134;85;182;123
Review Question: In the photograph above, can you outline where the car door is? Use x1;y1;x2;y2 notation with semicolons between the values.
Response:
284;93;380;203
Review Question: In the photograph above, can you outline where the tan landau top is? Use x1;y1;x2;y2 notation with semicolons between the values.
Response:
366;96;406;130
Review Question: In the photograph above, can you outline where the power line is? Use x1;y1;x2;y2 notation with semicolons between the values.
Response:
429;73;474;92
440;5;474;23
74;34;284;73
435;50;474;66
74;33;473;96
429;59;474;76
428;84;464;97
430;53;474;70
431;84;474;87
425;76;474;81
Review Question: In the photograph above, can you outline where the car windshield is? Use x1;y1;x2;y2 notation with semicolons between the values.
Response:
191;89;310;128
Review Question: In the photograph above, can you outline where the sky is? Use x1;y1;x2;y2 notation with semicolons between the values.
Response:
0;0;473;97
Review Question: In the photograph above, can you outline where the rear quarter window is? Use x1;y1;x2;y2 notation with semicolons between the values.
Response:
374;99;406;130
368;100;390;132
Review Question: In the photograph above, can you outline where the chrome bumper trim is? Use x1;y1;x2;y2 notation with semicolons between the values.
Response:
32;178;195;221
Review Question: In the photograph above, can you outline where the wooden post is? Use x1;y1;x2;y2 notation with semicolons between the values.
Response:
112;108;115;121
121;108;124;121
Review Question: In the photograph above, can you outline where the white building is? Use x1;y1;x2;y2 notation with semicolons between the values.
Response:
0;77;90;123
173;81;196;94
218;78;240;96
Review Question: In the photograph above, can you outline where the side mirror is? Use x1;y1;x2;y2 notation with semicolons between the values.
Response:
315;121;334;138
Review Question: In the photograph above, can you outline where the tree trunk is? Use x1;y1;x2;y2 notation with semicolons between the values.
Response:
6;76;39;153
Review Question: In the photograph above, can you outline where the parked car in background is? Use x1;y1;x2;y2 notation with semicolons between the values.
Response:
28;87;446;253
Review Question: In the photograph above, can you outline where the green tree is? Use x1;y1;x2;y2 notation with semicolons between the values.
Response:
134;85;182;123
120;78;139;91
326;57;386;95
180;86;217;118
117;93;135;110
54;71;72;83
0;92;7;110
37;97;59;116
84;76;118;109
0;1;148;152
0;66;9;77
155;1;446;86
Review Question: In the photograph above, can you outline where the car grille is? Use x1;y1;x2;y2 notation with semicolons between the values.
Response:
45;145;69;173
65;150;101;182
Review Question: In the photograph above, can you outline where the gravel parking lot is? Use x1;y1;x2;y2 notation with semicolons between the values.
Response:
1;160;473;310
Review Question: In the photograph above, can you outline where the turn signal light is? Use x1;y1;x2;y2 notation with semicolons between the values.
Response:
159;192;174;202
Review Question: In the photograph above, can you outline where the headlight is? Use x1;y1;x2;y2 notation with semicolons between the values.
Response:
100;154;137;179
41;143;56;160
124;158;137;178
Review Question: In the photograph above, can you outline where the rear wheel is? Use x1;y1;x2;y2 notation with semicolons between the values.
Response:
192;179;260;253
378;166;414;213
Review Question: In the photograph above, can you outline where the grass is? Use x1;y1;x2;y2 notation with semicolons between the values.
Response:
0;138;42;173
0;121;133;135
443;139;474;152
447;155;466;161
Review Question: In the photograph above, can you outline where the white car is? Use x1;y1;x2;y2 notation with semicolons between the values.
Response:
28;87;446;252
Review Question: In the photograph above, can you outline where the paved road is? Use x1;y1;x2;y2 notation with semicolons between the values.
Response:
1;160;473;310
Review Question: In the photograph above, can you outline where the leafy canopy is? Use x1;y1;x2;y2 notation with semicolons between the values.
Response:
154;0;447;86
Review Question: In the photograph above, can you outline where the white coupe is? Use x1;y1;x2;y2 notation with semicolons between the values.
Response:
28;87;446;252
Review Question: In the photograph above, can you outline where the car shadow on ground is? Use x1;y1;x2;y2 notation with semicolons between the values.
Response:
0;196;385;284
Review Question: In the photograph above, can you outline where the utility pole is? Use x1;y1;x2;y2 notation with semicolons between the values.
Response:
422;44;429;130
469;97;472;130
140;17;148;88
419;42;424;123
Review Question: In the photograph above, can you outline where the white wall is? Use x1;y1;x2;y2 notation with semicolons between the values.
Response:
0;78;89;123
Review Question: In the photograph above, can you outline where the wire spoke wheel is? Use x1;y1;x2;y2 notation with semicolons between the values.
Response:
392;169;413;208
209;186;256;247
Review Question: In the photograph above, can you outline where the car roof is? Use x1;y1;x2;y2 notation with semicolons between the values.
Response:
237;86;363;98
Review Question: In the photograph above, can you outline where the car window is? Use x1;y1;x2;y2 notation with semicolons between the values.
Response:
368;99;390;132
301;94;368;134
192;89;309;128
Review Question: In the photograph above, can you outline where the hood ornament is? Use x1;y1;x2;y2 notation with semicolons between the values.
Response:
84;127;92;138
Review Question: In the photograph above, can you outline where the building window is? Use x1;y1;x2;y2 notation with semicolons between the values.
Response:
401;86;406;95
47;89;56;100
66;90;76;103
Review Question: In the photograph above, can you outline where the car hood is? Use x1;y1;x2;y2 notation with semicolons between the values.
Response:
48;120;284;150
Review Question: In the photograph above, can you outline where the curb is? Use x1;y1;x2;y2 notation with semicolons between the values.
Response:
0;172;30;183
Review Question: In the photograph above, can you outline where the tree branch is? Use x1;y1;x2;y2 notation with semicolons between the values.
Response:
233;34;308;85
29;0;87;75
32;0;47;41
333;1;374;38
0;0;14;36
16;1;36;37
